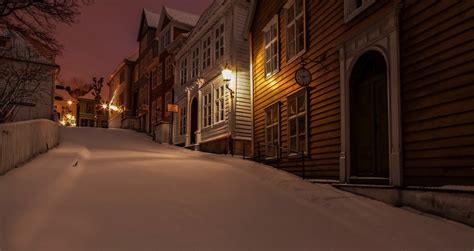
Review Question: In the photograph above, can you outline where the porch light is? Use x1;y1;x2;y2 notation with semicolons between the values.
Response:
222;67;232;82
67;100;73;105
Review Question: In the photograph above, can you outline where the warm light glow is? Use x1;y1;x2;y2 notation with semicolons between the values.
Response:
222;68;232;82
101;103;108;109
67;100;73;105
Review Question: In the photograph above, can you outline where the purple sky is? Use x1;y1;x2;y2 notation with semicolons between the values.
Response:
55;0;212;86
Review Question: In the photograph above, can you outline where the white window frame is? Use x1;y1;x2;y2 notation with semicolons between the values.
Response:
215;22;225;60
285;0;306;63
263;15;279;78
287;89;308;156
180;57;188;85
214;85;226;124
265;102;280;159
202;34;212;71
202;92;212;128
192;46;200;78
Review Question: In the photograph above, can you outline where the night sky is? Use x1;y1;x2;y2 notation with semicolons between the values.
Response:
55;0;212;86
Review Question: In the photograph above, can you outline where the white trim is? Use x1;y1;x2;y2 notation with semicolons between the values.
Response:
285;0;306;63
338;10;402;186
344;0;377;23
263;15;280;78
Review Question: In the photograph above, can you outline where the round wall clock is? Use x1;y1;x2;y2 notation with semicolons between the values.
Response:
295;67;312;86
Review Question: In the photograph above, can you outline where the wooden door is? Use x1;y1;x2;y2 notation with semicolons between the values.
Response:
350;51;389;179
190;98;198;145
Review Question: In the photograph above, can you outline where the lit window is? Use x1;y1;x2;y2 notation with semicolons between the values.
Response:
215;23;225;60
203;93;212;127
285;0;305;62
287;90;307;154
214;85;225;123
192;47;200;78
264;15;279;77
202;35;211;71
265;103;280;158
180;57;188;85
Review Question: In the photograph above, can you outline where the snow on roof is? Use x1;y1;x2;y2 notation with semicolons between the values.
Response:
79;88;108;102
55;88;77;102
165;6;200;26
143;8;160;28
79;89;95;100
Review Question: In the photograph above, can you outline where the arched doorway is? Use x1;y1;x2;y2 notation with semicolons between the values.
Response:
190;98;198;145
349;50;389;179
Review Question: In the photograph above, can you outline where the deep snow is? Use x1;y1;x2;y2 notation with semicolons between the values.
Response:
0;127;472;250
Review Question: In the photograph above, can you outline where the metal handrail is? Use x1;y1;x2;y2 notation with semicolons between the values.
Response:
241;141;307;179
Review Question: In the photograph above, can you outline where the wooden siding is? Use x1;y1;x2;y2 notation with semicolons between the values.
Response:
233;3;253;140
399;0;474;186
251;0;397;180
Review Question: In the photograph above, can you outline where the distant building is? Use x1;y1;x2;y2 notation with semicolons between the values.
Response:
107;52;138;129
0;28;59;123
77;90;108;128
173;0;251;154
54;85;78;126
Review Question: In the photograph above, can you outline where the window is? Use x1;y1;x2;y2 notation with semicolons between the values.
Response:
192;47;200;78
151;99;157;123
264;15;279;77
156;97;163;122
180;57;188;85
203;92;212;127
214;85;225;123
180;107;187;135
151;68;157;89
344;0;376;22
202;35;211;70
215;23;225;60
287;90;307;154
0;36;11;49
165;91;172;121
157;63;163;85
86;103;94;114
265;103;280;158
165;57;173;80
285;0;305;62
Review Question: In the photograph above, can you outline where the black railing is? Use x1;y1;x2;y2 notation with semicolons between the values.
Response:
241;141;307;179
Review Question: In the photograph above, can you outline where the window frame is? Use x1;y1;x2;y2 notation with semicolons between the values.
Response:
180;106;187;135
215;22;225;60
285;0;306;64
343;0;377;23
191;46;200;78
180;57;188;85
265;102;280;159
287;89;308;156
214;85;226;124
202;92;212;128
202;33;212;71
263;15;280;78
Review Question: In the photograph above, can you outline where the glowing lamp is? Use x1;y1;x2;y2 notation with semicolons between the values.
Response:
222;68;232;82
67;100;73;105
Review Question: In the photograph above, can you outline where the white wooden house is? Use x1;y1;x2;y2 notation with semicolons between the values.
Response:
173;0;251;154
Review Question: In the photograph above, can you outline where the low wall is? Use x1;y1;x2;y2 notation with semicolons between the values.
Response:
0;119;59;174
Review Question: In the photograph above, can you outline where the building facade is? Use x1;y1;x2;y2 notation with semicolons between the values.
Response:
0;29;58;123
173;0;252;154
53;85;77;126
77;90;108;128
151;7;199;144
249;0;473;224
108;53;138;129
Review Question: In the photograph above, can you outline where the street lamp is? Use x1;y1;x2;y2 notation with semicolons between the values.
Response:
222;65;234;156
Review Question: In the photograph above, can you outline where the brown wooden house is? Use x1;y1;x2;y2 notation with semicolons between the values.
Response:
248;0;473;223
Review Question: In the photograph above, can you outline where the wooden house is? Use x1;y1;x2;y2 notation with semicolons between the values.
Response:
248;0;473;188
173;0;252;154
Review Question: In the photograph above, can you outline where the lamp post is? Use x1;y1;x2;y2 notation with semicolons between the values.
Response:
222;65;234;156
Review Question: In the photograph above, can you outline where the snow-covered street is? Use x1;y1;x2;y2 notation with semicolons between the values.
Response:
0;127;473;250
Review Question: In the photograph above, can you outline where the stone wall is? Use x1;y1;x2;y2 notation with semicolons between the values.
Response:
0;119;59;174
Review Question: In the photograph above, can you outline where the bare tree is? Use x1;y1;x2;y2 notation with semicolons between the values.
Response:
0;55;54;123
0;0;93;54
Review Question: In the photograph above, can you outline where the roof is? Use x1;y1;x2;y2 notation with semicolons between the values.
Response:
54;88;77;103
143;8;160;28
164;6;200;27
79;88;108;102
